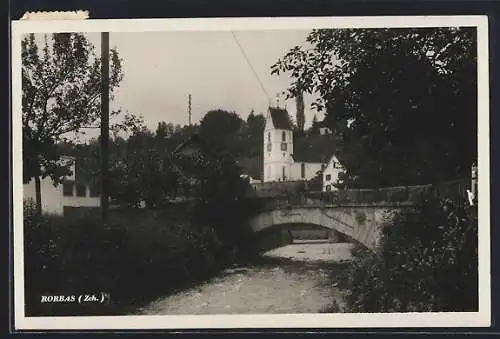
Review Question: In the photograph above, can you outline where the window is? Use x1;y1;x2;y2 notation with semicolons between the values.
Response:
268;132;271;142
63;181;74;196
301;163;305;178
280;142;287;151
325;174;331;181
267;143;272;152
282;166;286;180
332;161;337;169
89;184;100;197
76;183;86;197
326;185;331;191
282;131;286;142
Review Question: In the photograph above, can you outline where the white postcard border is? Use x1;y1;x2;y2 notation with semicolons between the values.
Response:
11;15;491;330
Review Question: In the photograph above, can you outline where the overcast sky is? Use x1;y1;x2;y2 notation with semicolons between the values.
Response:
79;30;323;135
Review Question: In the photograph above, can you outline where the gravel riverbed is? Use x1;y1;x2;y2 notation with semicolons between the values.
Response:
139;242;353;315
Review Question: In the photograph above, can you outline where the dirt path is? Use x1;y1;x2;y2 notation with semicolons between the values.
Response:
139;242;353;315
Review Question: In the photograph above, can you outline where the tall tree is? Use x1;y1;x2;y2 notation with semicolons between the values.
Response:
246;111;266;132
295;89;305;134
309;114;320;136
271;27;476;188
22;33;124;214
155;121;169;139
199;109;244;157
245;111;266;157
155;121;181;139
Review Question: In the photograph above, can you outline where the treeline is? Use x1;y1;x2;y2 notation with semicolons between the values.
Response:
272;27;477;188
59;108;267;207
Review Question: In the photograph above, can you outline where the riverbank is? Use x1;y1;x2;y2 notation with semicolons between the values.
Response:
138;242;353;315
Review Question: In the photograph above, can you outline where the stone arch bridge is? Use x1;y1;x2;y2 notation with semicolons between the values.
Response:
246;185;439;250
248;202;413;250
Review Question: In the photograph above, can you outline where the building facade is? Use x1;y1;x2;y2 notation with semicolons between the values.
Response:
263;107;295;182
322;154;343;192
262;107;341;187
23;156;100;215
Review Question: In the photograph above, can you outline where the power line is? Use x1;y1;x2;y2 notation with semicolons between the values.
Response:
230;31;271;104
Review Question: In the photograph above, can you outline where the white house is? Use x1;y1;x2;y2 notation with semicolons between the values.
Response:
322;154;343;192
262;106;341;188
23;155;100;216
319;126;332;135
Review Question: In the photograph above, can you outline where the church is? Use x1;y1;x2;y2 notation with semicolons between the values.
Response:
262;106;342;191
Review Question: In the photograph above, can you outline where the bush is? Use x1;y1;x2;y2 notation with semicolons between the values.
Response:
23;205;233;316
344;196;478;312
23;202;64;313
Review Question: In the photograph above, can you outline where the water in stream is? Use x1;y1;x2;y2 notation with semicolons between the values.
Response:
139;242;354;315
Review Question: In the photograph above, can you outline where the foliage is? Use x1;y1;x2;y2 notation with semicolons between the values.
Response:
199;109;244;157
23;200;61;303
65;111;259;252
155;121;182;139
88;109;265;209
344;196;478;312
168;137;257;253
107;128;180;207
295;90;306;133
22;33;125;214
271;28;477;188
197;109;266;160
54;107;267;210
244;111;266;158
309;114;320;136
193;155;255;251
23;206;228;316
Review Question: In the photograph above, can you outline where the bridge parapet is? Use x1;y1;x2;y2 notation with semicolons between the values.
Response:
251;184;434;211
304;185;433;205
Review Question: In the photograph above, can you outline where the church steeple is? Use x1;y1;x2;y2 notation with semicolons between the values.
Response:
263;106;294;182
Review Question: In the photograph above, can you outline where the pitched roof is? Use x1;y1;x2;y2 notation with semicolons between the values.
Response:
292;134;337;164
269;107;294;130
173;134;205;155
236;156;262;180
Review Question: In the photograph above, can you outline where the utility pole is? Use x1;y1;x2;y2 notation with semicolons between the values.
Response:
188;94;192;126
100;32;110;225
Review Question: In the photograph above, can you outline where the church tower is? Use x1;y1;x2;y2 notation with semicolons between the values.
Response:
263;107;294;182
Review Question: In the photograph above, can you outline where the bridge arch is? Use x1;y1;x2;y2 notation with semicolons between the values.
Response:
255;222;347;240
248;204;400;250
251;222;344;252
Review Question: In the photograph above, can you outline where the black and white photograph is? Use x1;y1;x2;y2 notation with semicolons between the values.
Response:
12;16;490;330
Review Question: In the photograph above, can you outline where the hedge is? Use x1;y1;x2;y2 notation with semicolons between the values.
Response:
343;196;478;312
